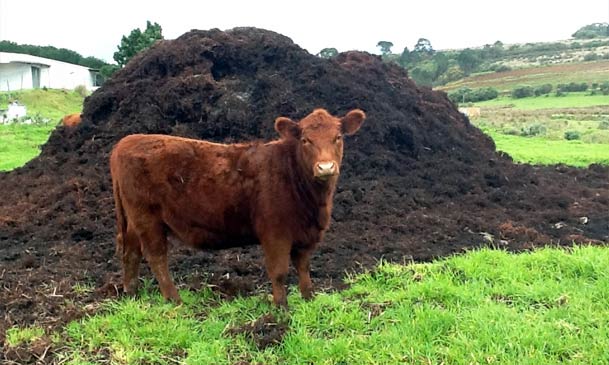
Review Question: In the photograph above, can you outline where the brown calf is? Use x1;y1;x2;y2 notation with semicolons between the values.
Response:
110;108;365;307
62;113;82;127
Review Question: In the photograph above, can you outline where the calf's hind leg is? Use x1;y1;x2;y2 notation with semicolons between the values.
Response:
135;220;181;303
121;227;142;295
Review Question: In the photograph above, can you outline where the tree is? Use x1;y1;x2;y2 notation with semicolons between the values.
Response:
431;52;449;79
409;63;435;86
100;64;121;79
398;47;412;67
436;66;465;85
114;21;163;67
376;41;394;56
318;48;338;59
572;23;609;39
413;38;434;56
456;48;481;75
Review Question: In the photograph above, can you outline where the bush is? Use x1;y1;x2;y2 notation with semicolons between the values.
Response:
503;127;520;135
448;87;498;103
74;85;88;97
599;82;609;95
488;63;511;73
598;120;609;130
520;123;546;137
557;82;588;93
511;86;534;99
584;53;599;62
472;87;499;101
564;130;581;140
534;84;553;96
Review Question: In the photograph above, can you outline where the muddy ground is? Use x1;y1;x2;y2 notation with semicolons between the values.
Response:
1;28;607;362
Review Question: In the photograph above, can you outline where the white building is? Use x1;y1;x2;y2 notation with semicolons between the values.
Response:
0;52;101;92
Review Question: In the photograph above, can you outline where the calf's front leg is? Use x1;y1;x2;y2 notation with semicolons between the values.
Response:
291;246;315;300
261;239;291;308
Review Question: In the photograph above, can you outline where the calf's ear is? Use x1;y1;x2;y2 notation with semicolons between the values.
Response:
275;117;301;139
341;109;366;135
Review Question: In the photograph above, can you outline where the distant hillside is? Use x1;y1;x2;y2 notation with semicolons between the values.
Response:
375;23;609;88
439;59;609;93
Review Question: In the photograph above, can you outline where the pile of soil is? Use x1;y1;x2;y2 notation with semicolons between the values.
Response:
1;28;607;358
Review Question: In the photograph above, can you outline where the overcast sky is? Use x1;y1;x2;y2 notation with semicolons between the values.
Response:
0;0;607;63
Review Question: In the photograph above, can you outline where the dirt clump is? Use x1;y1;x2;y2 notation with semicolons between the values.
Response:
0;28;607;358
226;313;289;350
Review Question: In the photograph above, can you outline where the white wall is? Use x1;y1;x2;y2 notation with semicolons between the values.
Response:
0;63;33;91
0;52;98;91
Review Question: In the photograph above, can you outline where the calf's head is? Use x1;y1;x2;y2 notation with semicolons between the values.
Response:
275;109;365;182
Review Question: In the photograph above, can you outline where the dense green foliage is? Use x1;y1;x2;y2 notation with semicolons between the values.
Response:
511;86;535;99
534;84;553;96
572;23;609;39
448;87;499;103
0;40;107;69
113;21;164;67
9;246;608;364
557;82;589;93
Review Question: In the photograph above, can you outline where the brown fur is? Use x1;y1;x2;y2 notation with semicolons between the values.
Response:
62;113;82;127
110;108;365;307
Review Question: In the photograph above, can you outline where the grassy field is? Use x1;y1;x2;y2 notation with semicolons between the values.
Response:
0;123;58;170
440;60;609;92
0;89;83;171
468;94;609;167
485;130;609;166
474;93;609;110
1;89;84;121
6;246;609;364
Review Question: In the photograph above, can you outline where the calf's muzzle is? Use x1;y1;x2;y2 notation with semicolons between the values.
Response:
315;161;338;179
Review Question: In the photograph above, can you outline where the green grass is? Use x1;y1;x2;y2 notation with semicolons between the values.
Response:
484;130;609;167
0;122;58;170
39;246;609;364
0;89;84;171
1;89;84;121
6;326;45;347
474;93;609;110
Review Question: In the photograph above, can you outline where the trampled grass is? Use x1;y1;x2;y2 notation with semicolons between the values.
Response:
484;130;609;167
29;246;609;364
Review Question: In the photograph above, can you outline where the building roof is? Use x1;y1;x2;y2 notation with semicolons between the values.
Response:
0;52;93;70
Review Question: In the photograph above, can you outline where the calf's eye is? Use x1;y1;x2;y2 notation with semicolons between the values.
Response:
335;135;342;143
